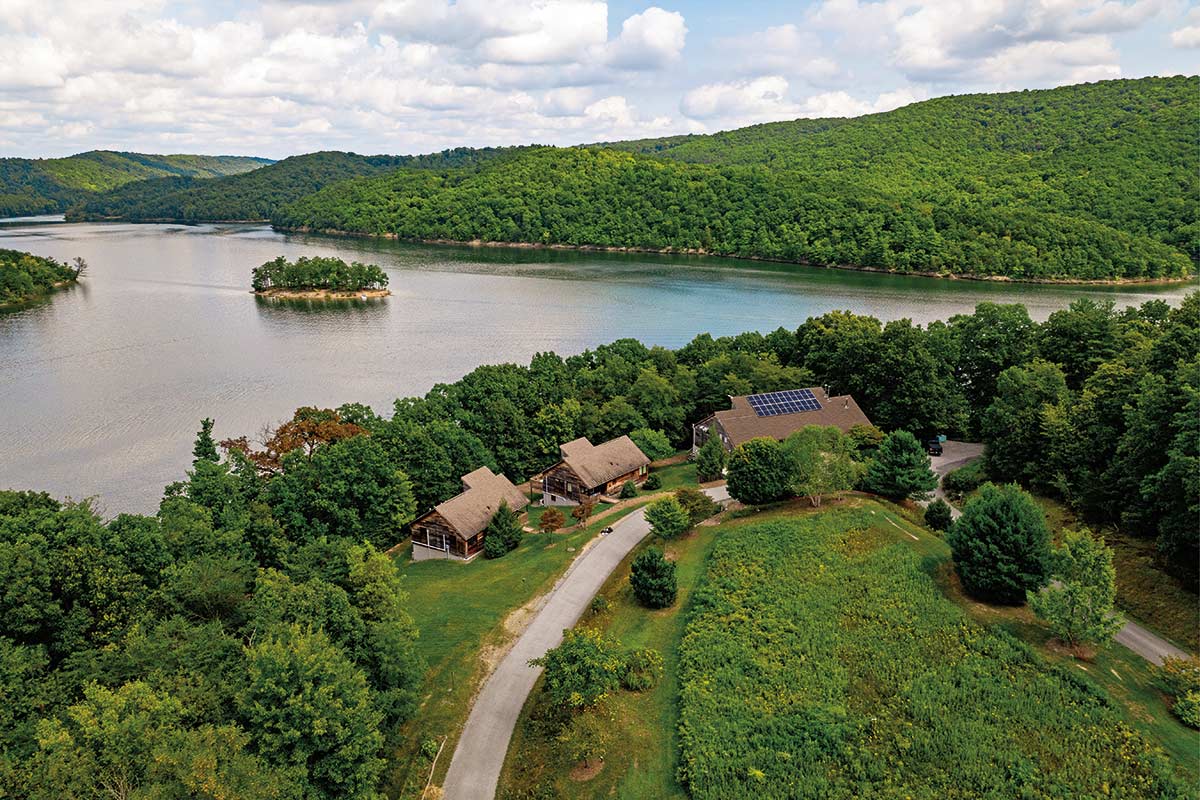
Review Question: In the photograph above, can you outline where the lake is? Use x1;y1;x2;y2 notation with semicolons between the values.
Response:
1;218;1193;514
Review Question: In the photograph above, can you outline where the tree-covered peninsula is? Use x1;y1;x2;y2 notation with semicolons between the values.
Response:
252;255;390;298
0;248;85;306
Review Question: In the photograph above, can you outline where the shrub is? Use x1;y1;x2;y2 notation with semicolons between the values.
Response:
943;460;985;497
924;499;954;531
619;480;638;499
674;487;720;525
528;628;623;711
538;506;565;533
589;595;609;616
644;496;690;540
621;648;664;691
1154;656;1200;729
556;705;613;767
571;499;597;527
695;435;727;482
483;501;523;558
629;428;674;462
643;473;663;491
726;437;792;505
948;483;1051;604
630;548;677;608
863;430;938;501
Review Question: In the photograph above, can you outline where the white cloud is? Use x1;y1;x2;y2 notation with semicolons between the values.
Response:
607;7;688;69
681;76;795;122
1170;6;1200;47
723;24;842;83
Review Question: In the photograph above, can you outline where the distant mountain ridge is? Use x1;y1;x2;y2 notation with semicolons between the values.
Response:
54;77;1200;282
0;151;271;217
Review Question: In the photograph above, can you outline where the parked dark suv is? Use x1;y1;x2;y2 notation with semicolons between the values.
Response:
925;439;944;457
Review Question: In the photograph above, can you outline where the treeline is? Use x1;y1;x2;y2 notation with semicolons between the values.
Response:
0;248;83;305
67;147;528;223
251;255;389;292
0;151;268;218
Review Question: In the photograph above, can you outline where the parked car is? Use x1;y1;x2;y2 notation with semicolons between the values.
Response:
600;526;614;535
925;439;944;457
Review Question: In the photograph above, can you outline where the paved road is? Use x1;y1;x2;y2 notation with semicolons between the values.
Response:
923;442;1191;664
925;440;985;520
442;485;731;800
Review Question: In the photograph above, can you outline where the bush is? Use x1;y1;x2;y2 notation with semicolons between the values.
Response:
924;498;954;531
642;473;663;491
726;437;792;505
483;501;523;558
947;483;1051;604
1154;656;1200;729
943;460;985;497
863;430;938;501
674;487;720;525
589;595;609;616
619;480;638;499
621;648;664;691
630;548;677;608
528;628;623;711
644;496;690;540
629;428;674;462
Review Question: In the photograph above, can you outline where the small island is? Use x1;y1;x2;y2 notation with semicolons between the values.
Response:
251;255;390;299
0;248;86;307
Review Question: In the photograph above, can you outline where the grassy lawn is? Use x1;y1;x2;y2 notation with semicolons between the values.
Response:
384;500;649;799
651;459;698;490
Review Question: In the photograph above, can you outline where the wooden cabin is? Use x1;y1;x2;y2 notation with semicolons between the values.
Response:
409;466;529;561
541;436;650;505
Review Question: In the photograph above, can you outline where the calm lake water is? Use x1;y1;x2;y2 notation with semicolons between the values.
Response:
1;218;1193;514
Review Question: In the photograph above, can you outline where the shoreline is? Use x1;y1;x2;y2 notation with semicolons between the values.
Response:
0;278;78;310
280;226;1198;287
252;286;390;300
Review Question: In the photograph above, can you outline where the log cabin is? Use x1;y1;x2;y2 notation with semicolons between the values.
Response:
693;388;872;452
409;466;529;561
541;435;650;505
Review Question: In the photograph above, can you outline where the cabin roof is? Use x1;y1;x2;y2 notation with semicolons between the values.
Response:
425;466;529;539
707;388;872;448
558;436;650;488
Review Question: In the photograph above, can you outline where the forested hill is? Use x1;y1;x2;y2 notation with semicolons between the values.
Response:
67;146;528;223
0;151;269;218
274;77;1196;282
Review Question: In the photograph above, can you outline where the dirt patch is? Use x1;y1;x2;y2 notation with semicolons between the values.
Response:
569;759;605;782
1044;638;1097;661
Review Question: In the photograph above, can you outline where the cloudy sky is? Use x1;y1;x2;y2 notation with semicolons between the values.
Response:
2;0;1196;159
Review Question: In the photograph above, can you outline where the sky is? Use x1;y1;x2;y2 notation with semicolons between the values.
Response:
1;0;1196;159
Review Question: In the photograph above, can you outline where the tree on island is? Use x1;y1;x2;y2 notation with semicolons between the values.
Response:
251;255;389;293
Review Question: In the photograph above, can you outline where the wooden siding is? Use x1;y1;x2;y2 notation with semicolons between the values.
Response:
543;462;648;503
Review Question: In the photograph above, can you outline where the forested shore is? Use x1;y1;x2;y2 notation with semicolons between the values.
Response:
0;248;84;306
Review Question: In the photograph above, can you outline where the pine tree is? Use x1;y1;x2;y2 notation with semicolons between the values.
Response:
630;548;677;608
483;501;523;558
192;418;219;465
696;435;727;482
864;430;937;501
948;483;1051;604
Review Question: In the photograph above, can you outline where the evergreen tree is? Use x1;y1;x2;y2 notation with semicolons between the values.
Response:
695;435;727;482
630;548;677;608
192;417;219;465
864;430;938;501
948;483;1051;604
924;498;954;531
483;501;523;558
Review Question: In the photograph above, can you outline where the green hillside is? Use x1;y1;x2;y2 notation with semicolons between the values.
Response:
273;77;1196;281
0;151;269;217
68;147;527;223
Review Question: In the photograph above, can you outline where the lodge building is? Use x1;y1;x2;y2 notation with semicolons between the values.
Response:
693;388;872;452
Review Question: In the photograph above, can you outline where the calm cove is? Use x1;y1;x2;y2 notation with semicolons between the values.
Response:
1;218;1194;513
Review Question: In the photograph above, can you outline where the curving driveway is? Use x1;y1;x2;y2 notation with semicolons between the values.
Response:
442;485;730;800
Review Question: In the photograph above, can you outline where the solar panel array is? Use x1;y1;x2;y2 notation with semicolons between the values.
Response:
747;389;822;417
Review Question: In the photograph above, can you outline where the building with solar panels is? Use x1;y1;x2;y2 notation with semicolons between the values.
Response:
692;388;873;453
